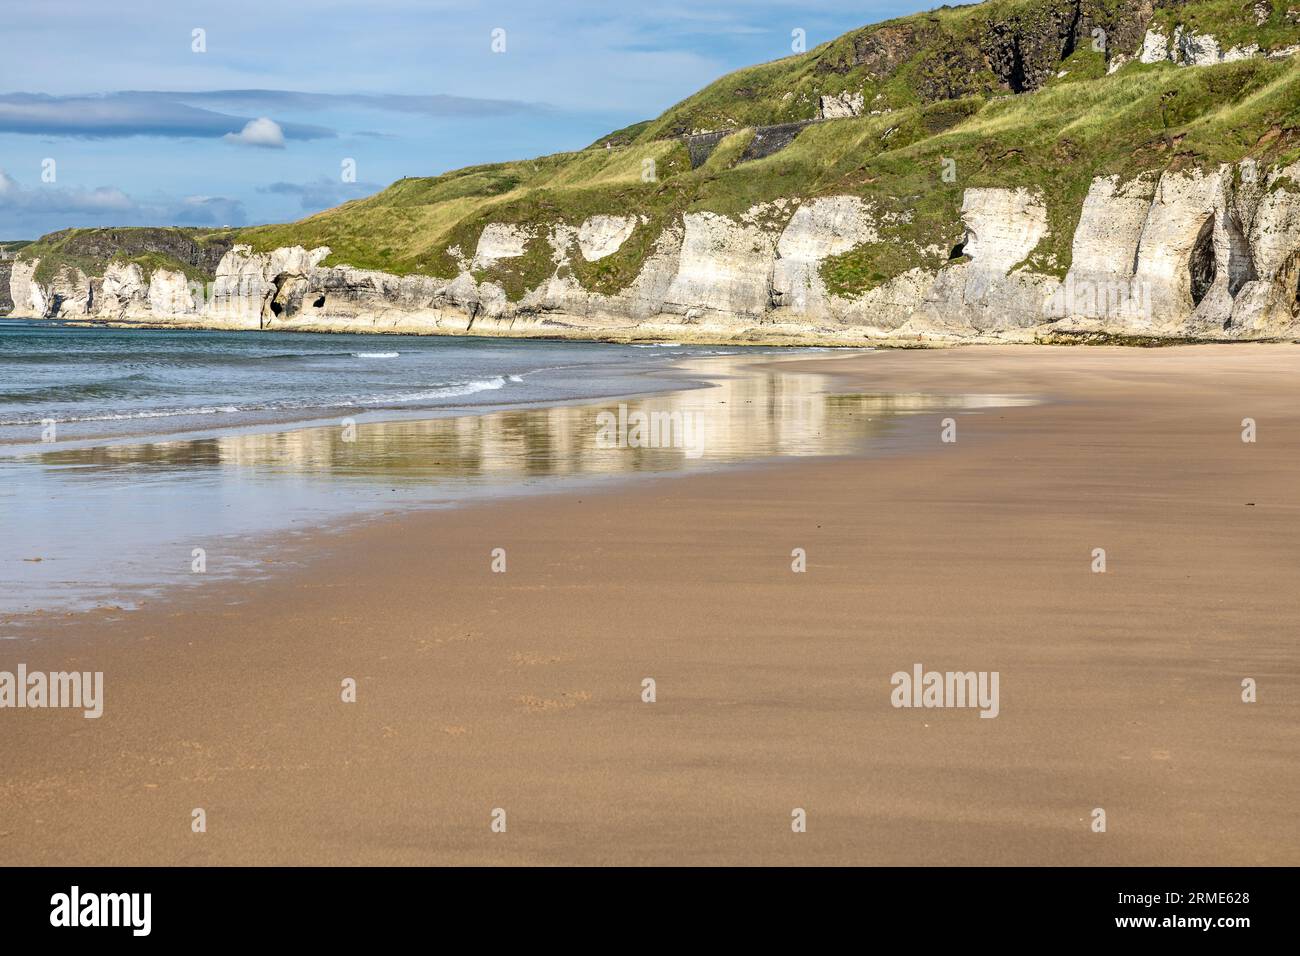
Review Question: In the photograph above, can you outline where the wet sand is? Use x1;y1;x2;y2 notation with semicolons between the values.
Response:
2;344;1298;865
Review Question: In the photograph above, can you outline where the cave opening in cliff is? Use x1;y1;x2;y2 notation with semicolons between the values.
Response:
992;34;1031;94
949;240;966;260
1189;219;1216;306
1007;45;1028;94
312;295;325;308
270;300;284;317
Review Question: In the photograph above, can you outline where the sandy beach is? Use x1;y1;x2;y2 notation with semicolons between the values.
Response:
2;344;1298;866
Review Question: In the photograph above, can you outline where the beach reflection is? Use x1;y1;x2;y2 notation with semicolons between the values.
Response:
29;356;1033;484
1;355;1035;619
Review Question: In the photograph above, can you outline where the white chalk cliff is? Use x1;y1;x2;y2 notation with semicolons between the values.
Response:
12;157;1298;344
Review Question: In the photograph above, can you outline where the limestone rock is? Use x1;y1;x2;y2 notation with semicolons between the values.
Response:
19;162;1300;344
98;262;149;316
577;215;636;261
1139;29;1169;63
1048;175;1158;323
148;269;201;316
9;259;39;315
772;197;877;314
471;224;531;270
958;188;1048;271
819;92;865;119
1137;24;1288;68
209;245;330;328
26;265;94;317
1132;167;1224;326
1173;26;1222;66
661;212;778;321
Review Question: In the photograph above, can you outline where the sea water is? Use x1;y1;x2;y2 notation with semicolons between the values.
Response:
0;322;1031;621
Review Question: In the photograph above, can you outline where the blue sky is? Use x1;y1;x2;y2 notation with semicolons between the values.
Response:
0;1;925;238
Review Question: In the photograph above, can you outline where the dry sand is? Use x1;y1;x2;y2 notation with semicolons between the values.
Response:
2;344;1297;865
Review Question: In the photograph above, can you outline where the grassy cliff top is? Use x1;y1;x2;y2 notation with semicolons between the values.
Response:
19;0;1300;299
212;0;1300;297
613;0;1298;139
18;227;234;285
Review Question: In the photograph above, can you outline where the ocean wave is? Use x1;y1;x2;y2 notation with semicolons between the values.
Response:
0;377;512;425
0;405;241;425
0;374;156;403
0;349;370;366
356;376;507;405
353;352;400;359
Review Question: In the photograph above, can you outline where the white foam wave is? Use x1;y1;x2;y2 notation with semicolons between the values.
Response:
0;376;513;425
357;376;507;405
0;405;241;425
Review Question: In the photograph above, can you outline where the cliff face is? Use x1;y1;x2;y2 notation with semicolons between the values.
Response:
11;159;1299;343
0;261;12;315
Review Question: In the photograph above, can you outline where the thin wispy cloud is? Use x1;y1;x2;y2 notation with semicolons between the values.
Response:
0;92;333;141
0;89;547;143
259;177;383;211
157;90;546;117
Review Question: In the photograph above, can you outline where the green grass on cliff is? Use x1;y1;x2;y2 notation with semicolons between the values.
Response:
229;0;1299;300
1147;0;1300;51
19;0;1300;303
238;52;1298;300
20;227;231;284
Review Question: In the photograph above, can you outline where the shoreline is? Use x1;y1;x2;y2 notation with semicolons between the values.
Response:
10;348;935;624
10;311;947;348
0;348;730;454
19;311;1299;349
2;344;1298;865
0;323;786;450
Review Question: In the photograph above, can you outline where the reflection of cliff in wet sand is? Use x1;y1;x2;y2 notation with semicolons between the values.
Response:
4;353;1034;618
31;355;1032;483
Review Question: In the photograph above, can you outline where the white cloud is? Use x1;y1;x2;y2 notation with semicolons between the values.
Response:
222;116;286;148
0;93;335;141
0;168;135;213
0;168;246;236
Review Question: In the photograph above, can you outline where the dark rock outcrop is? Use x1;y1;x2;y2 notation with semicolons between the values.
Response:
0;261;12;315
35;227;234;276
